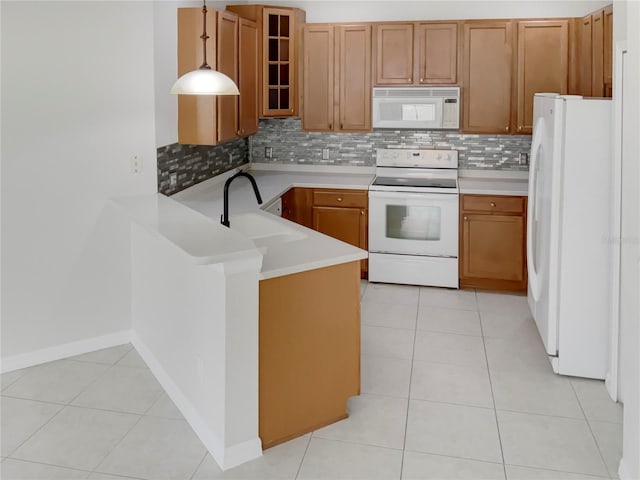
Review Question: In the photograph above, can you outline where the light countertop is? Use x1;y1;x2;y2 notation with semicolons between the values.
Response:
459;170;529;196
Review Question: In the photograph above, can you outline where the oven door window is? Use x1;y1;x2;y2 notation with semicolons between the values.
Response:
386;205;441;241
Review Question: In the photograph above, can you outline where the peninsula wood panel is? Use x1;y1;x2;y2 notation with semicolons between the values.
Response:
258;261;361;449
461;21;514;133
336;24;372;131
238;18;259;136
216;11;239;143
415;22;458;84
373;23;414;85
516;20;569;134
302;25;334;131
177;8;217;145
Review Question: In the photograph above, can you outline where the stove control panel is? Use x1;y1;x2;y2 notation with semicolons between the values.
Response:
376;149;458;169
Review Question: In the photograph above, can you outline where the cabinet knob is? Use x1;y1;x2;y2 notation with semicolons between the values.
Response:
337;197;343;202
517;126;523;132
237;130;241;135
505;126;510;132
290;109;294;113
464;216;468;221
361;210;365;216
490;202;496;207
408;78;412;83
241;128;245;133
420;78;424;82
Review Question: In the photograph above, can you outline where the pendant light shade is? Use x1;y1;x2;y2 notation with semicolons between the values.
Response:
170;68;240;95
170;1;240;96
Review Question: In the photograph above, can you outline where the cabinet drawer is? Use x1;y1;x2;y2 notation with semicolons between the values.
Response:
313;189;367;208
462;195;525;214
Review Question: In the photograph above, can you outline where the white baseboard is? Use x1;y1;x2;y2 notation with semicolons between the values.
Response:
130;332;262;471
1;330;131;373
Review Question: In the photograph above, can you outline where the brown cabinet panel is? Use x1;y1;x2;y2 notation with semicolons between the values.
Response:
461;21;514;134
302;25;334;131
281;187;313;228
462;195;525;214
415;23;458;84
238;18;259;137
603;5;613;96
460;194;527;292
313;206;365;249
177;8;217;145
337;24;372;132
516;20;569;134
217;11;239;143
373;23;414;85
313;189;368;208
591;9;604;97
580;14;593;96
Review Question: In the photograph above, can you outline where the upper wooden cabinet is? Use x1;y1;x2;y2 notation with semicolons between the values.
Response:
461;21;514;134
227;5;305;118
603;5;613;96
238;18;259;137
591;9;605;97
415;23;458;84
373;22;458;86
579;14;593;96
302;23;372;133
516;20;569;134
177;8;257;145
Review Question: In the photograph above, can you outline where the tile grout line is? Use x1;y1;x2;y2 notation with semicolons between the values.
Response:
569;381;613;478
398;288;421;480
88;412;146;477
1;457;93;477
294;433;313;480
187;450;209;480
475;290;509;480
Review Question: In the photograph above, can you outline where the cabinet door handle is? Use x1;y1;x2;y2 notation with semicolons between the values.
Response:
464;216;468;221
337;197;343;202
407;78;412;83
361;210;365;216
420;78;424;82
517;126;523;132
490;202;496;207
290;109;294;113
505;126;510;132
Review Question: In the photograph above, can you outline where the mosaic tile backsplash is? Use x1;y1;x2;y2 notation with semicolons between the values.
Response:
157;139;249;195
250;118;531;170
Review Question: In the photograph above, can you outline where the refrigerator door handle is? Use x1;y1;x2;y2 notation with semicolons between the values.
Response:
527;117;544;301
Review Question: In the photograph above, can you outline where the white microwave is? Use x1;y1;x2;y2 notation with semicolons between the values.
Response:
372;86;460;129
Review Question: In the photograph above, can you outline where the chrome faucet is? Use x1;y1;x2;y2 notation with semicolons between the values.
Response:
220;171;263;228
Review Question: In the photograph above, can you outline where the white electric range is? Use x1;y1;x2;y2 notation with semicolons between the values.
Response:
368;148;459;288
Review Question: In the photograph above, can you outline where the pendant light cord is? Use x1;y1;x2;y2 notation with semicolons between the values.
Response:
199;0;211;70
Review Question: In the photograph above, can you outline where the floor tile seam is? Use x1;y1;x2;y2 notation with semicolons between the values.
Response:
399;287;421;480
407;392;493;410
410;358;489;371
1;456;94;475
89;411;147;475
1;393;68;407
494;407;588;422
569;381;615;478
402;448;504;466
63;399;152;418
294;430;313;480
4;396;68;459
414;327;483;338
140;389;170;416
586;418;624;426
477;305;508;480
64;343;133;367
357;390;410;400
310;431;405;453
66;362;120;407
187;450;209;480
362;353;414;362
417;304;479;313
362;324;417;332
504;461;613;479
0;372;29;392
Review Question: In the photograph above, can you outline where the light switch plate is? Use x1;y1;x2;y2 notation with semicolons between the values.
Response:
322;148;330;160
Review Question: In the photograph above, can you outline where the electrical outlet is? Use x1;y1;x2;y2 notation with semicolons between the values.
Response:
265;146;273;158
322;148;330;160
170;173;177;187
130;155;143;174
518;152;529;165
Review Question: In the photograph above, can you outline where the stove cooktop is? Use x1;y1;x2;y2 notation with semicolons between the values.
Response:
371;176;458;189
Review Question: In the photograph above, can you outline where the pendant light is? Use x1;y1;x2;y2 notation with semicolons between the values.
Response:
170;1;240;95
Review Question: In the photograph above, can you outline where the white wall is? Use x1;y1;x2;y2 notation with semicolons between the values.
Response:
618;0;640;477
1;1;157;365
255;0;611;23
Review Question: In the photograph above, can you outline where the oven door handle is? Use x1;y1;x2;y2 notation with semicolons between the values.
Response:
527;116;544;302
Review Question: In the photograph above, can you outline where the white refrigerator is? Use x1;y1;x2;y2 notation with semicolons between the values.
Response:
528;93;612;379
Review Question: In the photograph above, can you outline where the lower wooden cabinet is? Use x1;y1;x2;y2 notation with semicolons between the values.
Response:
459;194;527;292
281;187;368;277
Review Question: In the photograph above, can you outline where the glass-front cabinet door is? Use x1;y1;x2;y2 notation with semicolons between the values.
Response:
263;8;295;116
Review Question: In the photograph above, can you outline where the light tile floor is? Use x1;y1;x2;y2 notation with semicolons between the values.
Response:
1;282;623;480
